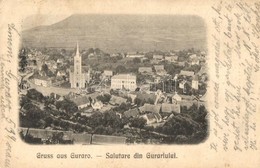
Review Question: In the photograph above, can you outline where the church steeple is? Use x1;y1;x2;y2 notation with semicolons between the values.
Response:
76;41;80;57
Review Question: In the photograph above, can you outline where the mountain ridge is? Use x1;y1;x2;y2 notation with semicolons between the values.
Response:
22;14;207;53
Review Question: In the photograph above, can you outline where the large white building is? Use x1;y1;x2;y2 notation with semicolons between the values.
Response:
111;74;137;91
69;42;91;88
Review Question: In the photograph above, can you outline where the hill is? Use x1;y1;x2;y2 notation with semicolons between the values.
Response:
22;14;207;53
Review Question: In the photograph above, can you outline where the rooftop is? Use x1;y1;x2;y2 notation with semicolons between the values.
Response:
111;74;136;80
139;103;161;113
161;103;181;113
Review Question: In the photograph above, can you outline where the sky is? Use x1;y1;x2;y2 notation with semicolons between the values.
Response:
22;14;70;30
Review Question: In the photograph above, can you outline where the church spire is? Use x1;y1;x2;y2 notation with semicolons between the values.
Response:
76;41;80;57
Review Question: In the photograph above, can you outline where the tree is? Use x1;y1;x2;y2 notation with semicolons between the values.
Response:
134;98;144;106
27;89;45;102
45;116;53;127
96;94;111;103
19;48;28;72
103;111;124;129
88;112;104;128
115;65;127;74
129;117;146;131
133;58;141;64
88;97;93;105
20;96;31;109
161;114;200;136
58;99;78;114
41;64;49;73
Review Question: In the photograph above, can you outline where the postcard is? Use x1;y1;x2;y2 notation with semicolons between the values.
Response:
0;0;259;167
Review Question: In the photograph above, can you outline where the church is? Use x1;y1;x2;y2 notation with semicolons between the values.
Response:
69;42;91;88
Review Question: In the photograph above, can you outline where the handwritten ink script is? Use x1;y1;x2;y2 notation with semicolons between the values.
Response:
0;23;20;168
210;1;259;152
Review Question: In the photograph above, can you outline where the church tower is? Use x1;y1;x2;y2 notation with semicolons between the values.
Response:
74;42;82;88
69;42;91;88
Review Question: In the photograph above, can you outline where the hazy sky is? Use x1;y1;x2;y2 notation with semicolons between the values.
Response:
22;14;70;30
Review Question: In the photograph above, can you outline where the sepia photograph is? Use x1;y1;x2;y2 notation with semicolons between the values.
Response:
18;14;209;145
1;0;260;167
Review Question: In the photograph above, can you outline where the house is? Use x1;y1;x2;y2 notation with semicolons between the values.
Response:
88;53;95;58
165;55;178;63
37;60;44;71
34;76;52;87
46;60;57;69
127;93;137;103
153;55;164;61
154;65;167;75
141;57;149;63
178;62;186;67
154;75;162;83
142;112;162;124
139;103;161;113
27;60;37;68
126;52;145;58
124;108;139;118
190;57;200;65
110;53;120;57
135;93;157;104
70;96;90;109
91;100;103;110
172;93;182;102
57;58;64;65
103;70;113;78
192;75;199;90
109;95;127;105
179;70;195;77
179;80;187;89
201;51;206;56
197;65;208;76
142;113;157;124
172;93;198;104
189;54;197;59
111;74;137;91
161;103;181;114
57;70;66;77
138;67;153;74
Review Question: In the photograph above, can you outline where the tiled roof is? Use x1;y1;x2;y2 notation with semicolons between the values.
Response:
161;103;181;113
138;67;153;72
139;103;161;113
180;70;195;77
70;96;90;106
124;108;139;118
110;95;127;105
136;93;157;104
111;74;136;80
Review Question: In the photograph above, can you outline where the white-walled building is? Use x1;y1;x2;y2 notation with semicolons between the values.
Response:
138;67;153;74
111;74;137;91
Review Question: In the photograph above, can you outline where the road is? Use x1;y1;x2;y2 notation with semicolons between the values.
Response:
23;72;78;96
